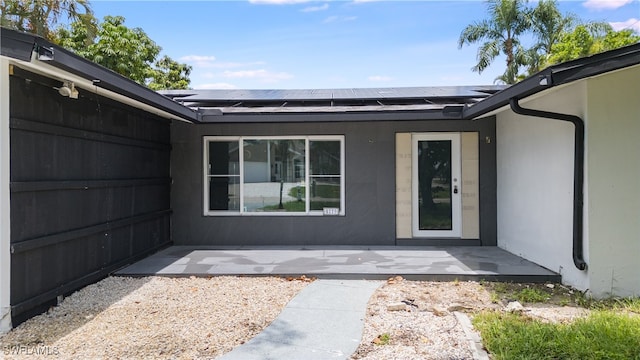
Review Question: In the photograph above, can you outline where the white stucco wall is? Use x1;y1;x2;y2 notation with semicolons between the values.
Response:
496;82;590;291
586;65;640;297
0;59;12;332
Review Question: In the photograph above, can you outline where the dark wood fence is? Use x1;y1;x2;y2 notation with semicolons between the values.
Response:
9;68;171;324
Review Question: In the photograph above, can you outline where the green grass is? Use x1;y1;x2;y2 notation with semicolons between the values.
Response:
514;287;549;303
473;311;640;360
374;333;391;346
289;184;340;199
419;203;452;229
261;201;306;212
477;282;640;359
260;199;340;212
482;282;576;306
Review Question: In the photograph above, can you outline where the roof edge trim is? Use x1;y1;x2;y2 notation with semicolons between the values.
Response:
1;28;199;123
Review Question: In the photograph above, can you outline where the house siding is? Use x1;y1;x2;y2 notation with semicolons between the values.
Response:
171;116;496;246
1;59;12;332
496;82;589;292
586;65;640;297
8;68;172;324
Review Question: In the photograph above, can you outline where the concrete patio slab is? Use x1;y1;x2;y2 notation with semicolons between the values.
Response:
115;246;560;282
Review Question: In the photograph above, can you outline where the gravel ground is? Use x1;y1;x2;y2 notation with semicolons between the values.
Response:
1;276;590;360
0;276;308;360
351;278;497;360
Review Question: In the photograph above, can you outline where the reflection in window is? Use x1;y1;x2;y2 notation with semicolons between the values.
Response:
207;141;240;211
243;139;306;212
204;136;344;215
310;141;341;210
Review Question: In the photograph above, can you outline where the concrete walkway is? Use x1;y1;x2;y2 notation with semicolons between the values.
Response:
218;279;381;360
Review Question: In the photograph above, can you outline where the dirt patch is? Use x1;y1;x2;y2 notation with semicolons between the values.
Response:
351;278;592;359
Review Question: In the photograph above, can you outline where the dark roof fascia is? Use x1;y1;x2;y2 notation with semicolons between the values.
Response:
0;28;36;61
463;43;640;120
200;108;465;123
550;43;640;85
462;71;552;119
1;28;200;123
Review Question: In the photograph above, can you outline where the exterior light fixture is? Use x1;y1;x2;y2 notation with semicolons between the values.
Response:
37;46;54;61
538;75;551;86
58;81;79;99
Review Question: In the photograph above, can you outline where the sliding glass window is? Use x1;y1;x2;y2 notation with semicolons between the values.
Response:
204;136;344;216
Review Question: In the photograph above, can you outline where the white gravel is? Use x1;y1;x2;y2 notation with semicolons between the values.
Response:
351;278;497;360
0;276;308;360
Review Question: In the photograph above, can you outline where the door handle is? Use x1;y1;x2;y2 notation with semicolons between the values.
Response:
453;185;459;194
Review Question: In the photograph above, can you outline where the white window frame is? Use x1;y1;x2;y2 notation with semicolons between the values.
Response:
203;135;345;216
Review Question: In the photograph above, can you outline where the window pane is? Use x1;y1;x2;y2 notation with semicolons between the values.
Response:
309;176;341;210
208;141;239;175
209;176;240;211
310;141;340;175
243;139;306;212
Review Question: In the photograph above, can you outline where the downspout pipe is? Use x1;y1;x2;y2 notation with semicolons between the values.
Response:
509;98;587;271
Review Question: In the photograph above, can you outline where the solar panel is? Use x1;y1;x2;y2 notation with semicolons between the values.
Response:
164;86;506;102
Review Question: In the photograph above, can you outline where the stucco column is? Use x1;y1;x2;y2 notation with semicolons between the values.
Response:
0;58;12;332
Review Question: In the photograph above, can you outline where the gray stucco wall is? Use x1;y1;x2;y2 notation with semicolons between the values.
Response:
171;116;496;246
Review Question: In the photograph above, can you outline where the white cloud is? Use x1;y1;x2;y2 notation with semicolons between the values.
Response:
222;69;294;83
197;83;238;90
179;56;266;69
368;75;394;82
583;0;633;10
610;18;640;32
249;0;311;4
301;3;329;12
208;61;266;69
179;55;216;62
179;55;217;67
323;15;357;23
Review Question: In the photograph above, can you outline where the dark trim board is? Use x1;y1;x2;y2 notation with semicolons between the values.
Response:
396;239;481;246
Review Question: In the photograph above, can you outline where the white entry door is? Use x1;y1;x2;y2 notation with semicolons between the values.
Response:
412;133;462;238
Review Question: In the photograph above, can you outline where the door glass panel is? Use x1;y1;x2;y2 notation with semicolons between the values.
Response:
417;140;452;230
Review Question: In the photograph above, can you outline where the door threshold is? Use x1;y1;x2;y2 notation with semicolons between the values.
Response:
396;239;481;246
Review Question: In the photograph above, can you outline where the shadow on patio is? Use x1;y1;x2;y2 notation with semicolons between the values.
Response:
115;246;560;283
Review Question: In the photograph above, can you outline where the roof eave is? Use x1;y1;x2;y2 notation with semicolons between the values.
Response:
1;28;200;123
463;43;640;120
200;107;465;123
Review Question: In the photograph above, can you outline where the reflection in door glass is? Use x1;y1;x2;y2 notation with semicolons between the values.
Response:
417;140;452;230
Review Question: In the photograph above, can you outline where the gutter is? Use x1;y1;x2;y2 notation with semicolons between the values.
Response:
1;28;199;123
509;98;587;271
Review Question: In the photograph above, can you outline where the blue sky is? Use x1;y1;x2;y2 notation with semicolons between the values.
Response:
90;0;640;89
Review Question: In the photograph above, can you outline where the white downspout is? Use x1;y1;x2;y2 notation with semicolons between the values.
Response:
0;58;12;333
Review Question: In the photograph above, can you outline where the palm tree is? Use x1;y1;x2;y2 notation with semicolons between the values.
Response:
458;0;531;84
0;0;95;41
526;0;576;74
